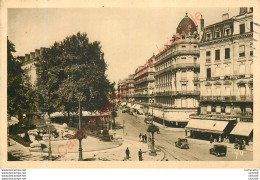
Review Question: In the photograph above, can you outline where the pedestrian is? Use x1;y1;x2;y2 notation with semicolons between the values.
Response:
210;134;213;144
138;149;142;161
144;134;147;143
125;147;130;160
139;133;142;142
142;135;145;142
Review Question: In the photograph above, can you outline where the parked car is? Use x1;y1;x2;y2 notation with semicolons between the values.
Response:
209;144;227;157
175;138;189;149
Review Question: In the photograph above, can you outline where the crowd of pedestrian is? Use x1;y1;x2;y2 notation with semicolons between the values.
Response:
139;133;148;143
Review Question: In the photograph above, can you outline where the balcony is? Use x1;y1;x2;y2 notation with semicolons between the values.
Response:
172;49;200;57
200;95;253;102
172;62;200;70
133;93;152;98
155;90;200;97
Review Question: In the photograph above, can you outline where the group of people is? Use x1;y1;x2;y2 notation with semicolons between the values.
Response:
125;147;143;161
139;133;148;143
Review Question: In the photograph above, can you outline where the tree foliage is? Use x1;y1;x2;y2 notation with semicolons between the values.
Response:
36;32;111;121
7;39;36;119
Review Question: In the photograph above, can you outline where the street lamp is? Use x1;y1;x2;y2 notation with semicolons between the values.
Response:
48;121;52;161
147;96;157;156
78;96;83;161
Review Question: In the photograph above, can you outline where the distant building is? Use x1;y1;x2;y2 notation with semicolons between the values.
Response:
20;47;49;86
152;13;203;127
187;7;253;143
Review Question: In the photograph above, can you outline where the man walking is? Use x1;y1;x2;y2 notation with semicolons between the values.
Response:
126;147;130;160
139;133;142;142
138;149;142;161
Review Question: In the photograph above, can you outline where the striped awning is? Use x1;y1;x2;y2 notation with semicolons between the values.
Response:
186;119;229;134
230;122;253;136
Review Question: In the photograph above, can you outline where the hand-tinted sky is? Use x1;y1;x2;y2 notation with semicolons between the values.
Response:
8;8;238;84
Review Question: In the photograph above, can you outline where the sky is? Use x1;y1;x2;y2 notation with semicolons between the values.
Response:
8;8;239;84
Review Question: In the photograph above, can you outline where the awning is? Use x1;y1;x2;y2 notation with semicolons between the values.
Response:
186;119;229;134
230;122;253;136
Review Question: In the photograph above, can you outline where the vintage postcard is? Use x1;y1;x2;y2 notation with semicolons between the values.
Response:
0;0;260;168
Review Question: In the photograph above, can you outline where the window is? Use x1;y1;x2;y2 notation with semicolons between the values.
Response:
212;104;216;112
221;105;226;113
216;31;220;38
182;45;186;48
225;48;230;59
240;24;245;34
250;22;253;32
239;45;245;57
206;51;211;62
225;28;230;36
207;68;211;79
181;57;186;59
250;50;253;56
215;49;220;60
249;7;253;13
194;46;197;48
206;33;211;40
194;57;197;60
240;105;246;113
239;64;245;75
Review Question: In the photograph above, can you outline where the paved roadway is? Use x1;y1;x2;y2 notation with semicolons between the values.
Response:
115;110;253;161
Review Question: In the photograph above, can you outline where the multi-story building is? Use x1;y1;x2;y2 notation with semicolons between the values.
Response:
187;8;253;143
20;47;49;86
152;13;202;127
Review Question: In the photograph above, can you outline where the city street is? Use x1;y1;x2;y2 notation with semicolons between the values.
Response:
115;109;253;161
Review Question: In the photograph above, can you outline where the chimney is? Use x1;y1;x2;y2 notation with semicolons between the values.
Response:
239;7;248;15
200;15;204;31
25;54;30;61
35;49;40;58
30;52;35;60
40;47;45;56
222;13;229;21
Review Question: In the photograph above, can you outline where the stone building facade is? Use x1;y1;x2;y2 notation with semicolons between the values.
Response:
187;7;253;143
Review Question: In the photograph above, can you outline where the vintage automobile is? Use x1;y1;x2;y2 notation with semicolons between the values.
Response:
175;138;189;149
209;144;227;157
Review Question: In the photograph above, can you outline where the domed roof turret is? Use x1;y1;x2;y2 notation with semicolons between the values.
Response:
176;12;197;35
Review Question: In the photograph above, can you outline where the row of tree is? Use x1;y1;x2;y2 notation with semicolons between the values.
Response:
8;32;116;123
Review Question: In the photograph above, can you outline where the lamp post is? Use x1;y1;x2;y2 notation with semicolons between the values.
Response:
78;97;83;161
147;96;157;156
48;122;52;161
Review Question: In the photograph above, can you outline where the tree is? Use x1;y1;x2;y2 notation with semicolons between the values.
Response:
36;32;111;122
7;39;36;120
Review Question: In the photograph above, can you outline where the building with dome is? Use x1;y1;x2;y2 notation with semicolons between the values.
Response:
151;13;204;127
